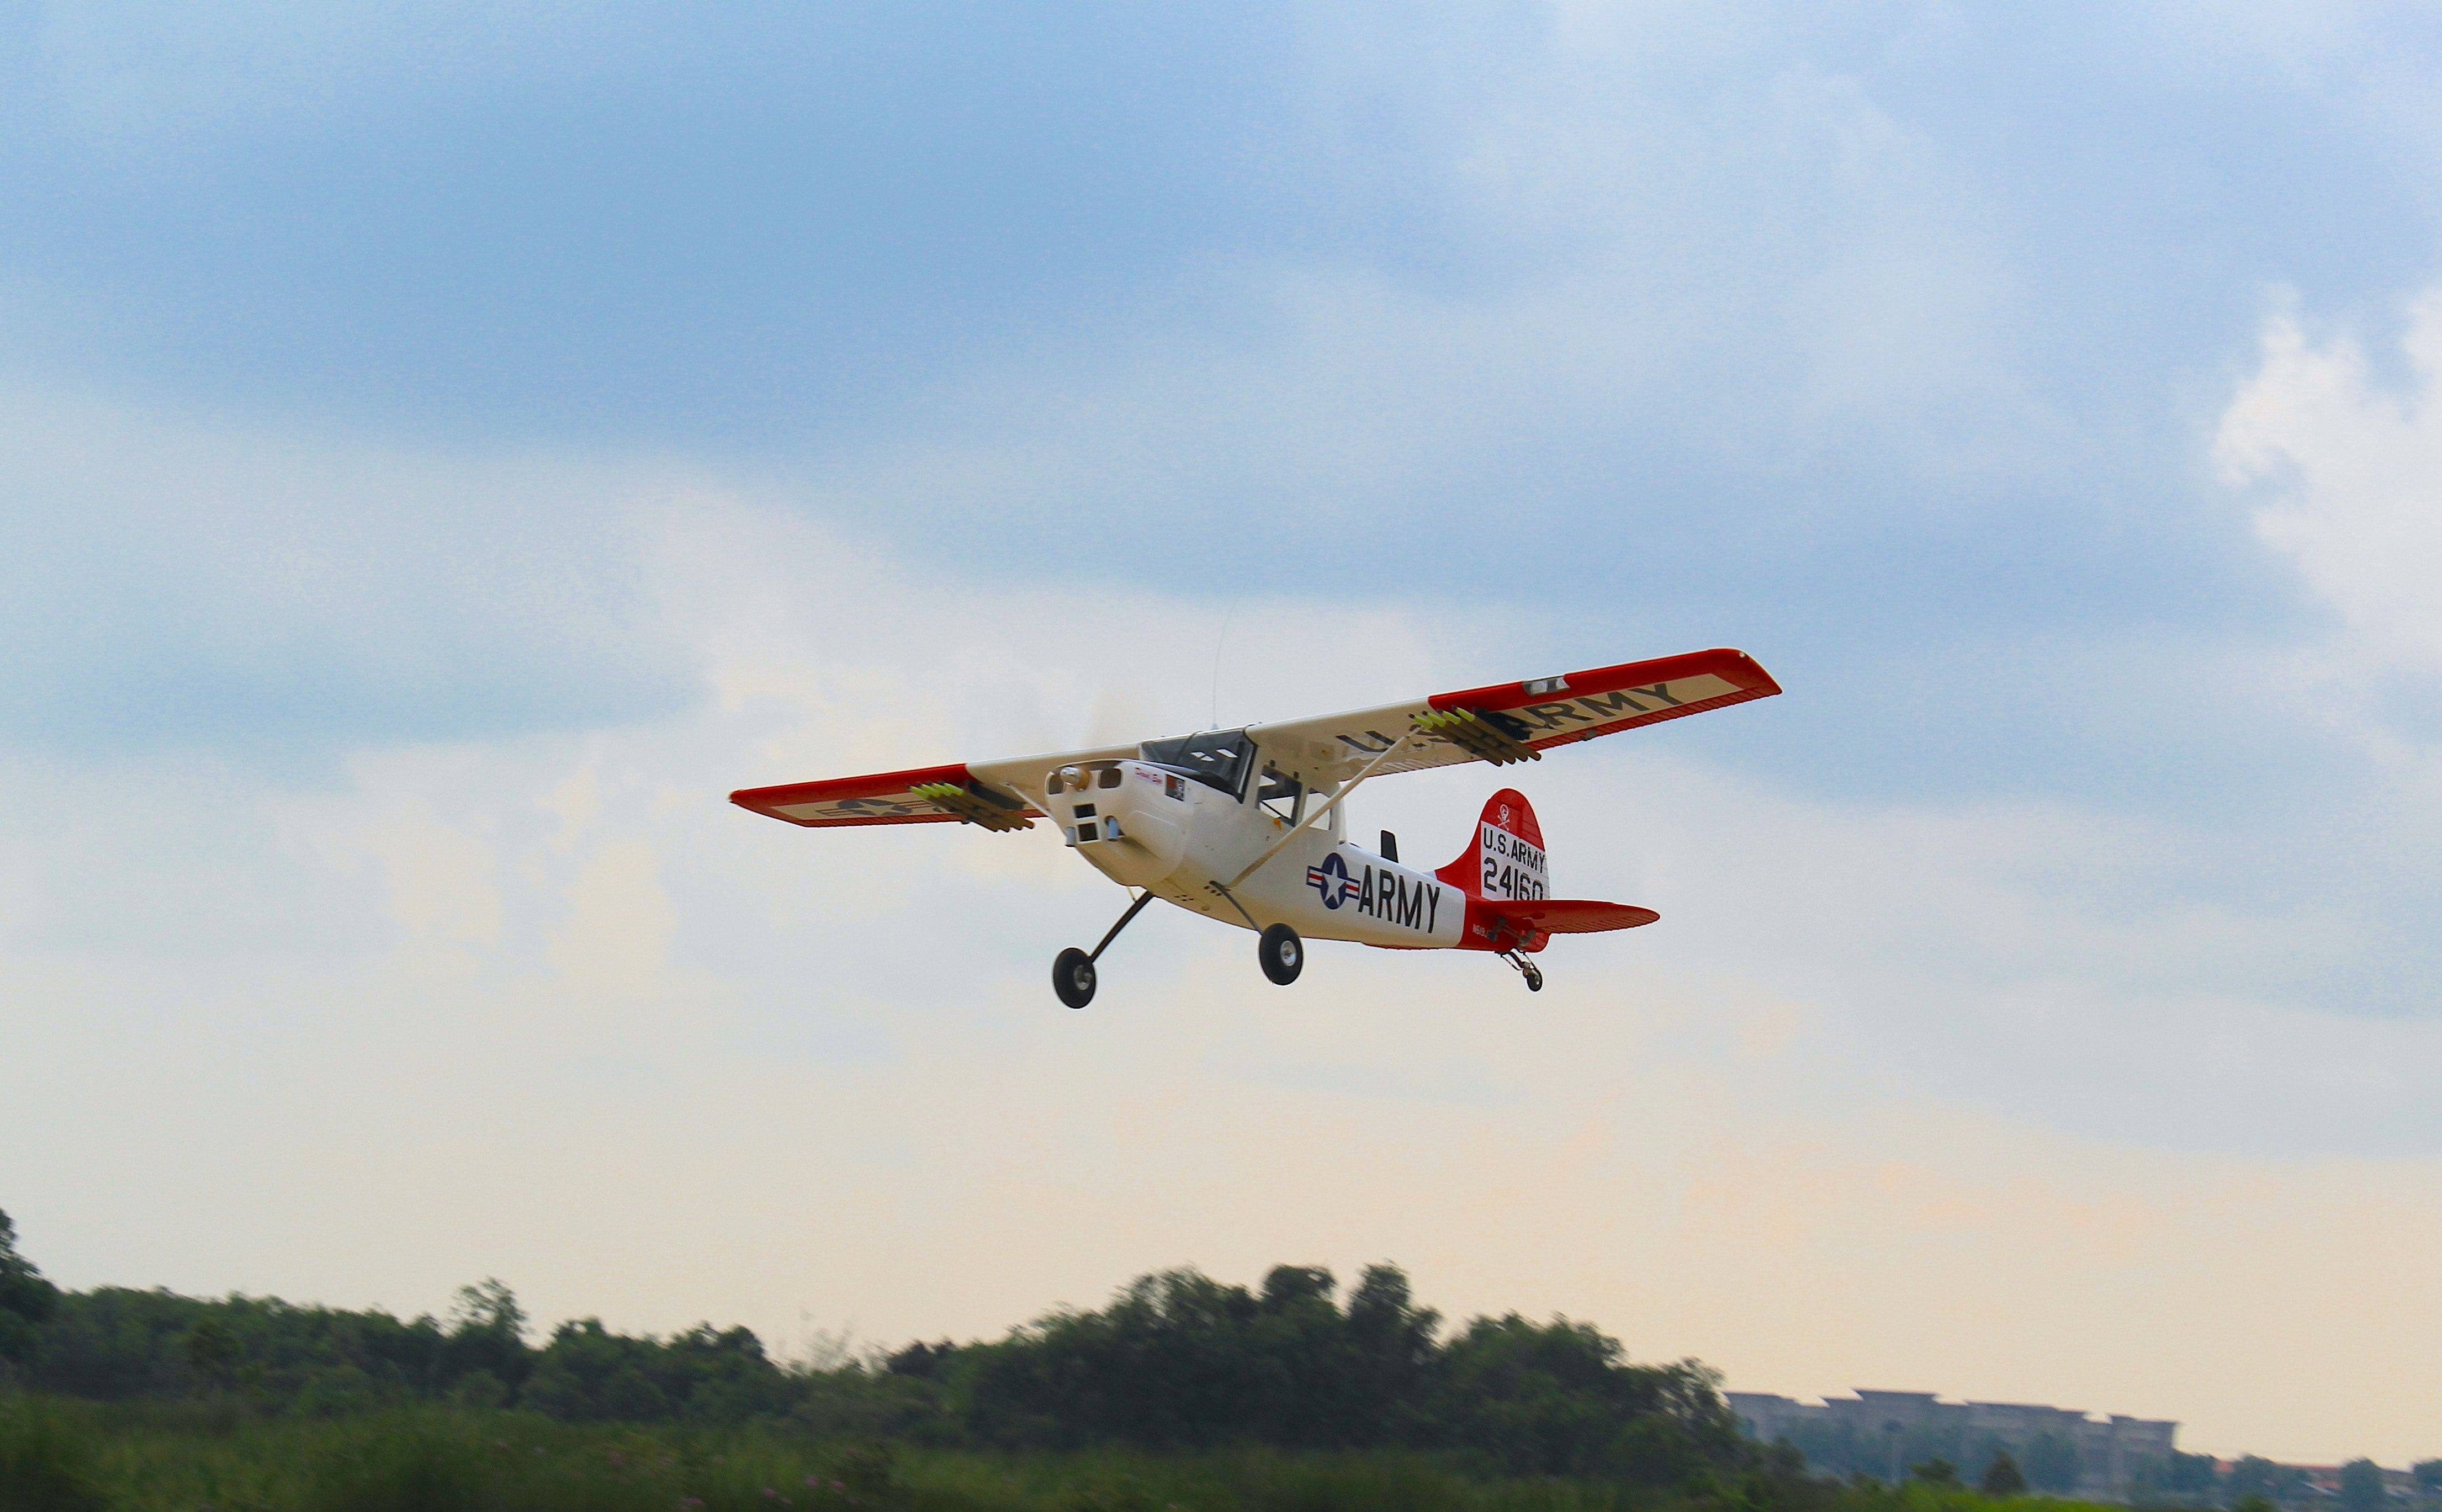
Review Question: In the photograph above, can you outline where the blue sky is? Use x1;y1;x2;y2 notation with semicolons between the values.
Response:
6;1;2432;767
9;0;2442;1462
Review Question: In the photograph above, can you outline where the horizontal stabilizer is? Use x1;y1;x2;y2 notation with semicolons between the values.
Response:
1490;899;1658;934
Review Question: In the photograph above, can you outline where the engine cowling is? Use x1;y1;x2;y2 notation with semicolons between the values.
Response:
1046;761;1191;887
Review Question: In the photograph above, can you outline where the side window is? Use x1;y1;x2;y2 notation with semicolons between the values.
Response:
1258;768;1304;823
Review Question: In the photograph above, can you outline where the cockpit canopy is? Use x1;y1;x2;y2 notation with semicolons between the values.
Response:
1139;728;1254;799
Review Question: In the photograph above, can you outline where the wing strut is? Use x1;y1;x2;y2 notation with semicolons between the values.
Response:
1222;719;1421;890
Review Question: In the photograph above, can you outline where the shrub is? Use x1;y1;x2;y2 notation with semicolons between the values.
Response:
298;1413;496;1512
0;1397;108;1512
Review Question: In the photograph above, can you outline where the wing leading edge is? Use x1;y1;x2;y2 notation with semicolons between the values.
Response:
730;762;1018;830
730;742;1140;830
1243;646;1781;788
729;648;1779;831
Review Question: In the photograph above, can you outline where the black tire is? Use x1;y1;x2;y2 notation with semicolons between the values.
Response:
1522;962;1544;993
1053;947;1097;1009
1258;924;1303;986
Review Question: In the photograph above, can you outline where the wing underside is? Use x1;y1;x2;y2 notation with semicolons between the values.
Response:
731;761;1060;831
730;744;1138;830
728;648;1779;831
1245;646;1782;789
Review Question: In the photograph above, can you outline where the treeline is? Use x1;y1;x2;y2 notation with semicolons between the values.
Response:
0;1212;1756;1487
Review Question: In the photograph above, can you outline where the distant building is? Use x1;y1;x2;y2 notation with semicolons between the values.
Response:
1728;1388;2179;1502
2291;1465;2423;1501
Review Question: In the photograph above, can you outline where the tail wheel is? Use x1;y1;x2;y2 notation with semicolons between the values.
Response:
1053;947;1097;1009
1258;924;1304;986
1521;961;1544;992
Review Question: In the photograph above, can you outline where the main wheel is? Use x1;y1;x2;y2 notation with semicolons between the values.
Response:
1258;924;1304;986
1053;947;1097;1009
1521;961;1544;993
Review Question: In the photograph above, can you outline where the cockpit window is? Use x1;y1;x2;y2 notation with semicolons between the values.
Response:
1139;729;1255;799
1258;768;1304;822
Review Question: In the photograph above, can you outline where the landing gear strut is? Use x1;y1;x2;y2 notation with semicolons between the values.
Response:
1052;890;1157;1010
1501;949;1544;993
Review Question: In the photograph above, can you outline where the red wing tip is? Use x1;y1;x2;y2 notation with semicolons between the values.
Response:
1720;649;1785;698
1430;645;1781;714
729;762;977;812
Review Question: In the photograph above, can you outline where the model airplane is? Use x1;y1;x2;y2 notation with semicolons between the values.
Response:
732;648;1781;1006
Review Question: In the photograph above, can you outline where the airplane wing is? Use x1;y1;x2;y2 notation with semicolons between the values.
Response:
731;745;1134;831
1245;646;1781;788
730;648;1778;831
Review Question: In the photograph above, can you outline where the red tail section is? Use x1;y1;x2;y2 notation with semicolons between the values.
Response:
1441;790;1658;953
1437;788;1550;901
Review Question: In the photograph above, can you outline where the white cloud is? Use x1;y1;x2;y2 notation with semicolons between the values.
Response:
2219;290;2442;667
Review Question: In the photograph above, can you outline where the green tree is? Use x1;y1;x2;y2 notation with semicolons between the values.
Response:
1260;1265;1336;1311
516;1315;794;1423
2412;1461;2442;1495
1911;1458;1960;1486
441;1278;532;1393
884;1339;957;1378
519;1318;675;1421
1981;1450;2028;1495
2342;1458;2387;1512
182;1316;240;1392
958;1261;1747;1482
0;1209;60;1366
449;1278;525;1341
1341;1263;1442;1444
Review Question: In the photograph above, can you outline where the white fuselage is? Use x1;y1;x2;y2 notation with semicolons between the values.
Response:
1031;758;1464;949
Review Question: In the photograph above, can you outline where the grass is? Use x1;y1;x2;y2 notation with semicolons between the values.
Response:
0;1396;2134;1512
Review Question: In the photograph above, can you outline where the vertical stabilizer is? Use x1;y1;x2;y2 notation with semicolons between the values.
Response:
1436;788;1549;900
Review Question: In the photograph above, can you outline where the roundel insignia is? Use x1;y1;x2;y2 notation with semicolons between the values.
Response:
1304;852;1361;910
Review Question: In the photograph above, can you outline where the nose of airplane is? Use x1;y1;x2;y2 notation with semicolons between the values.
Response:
1052;762;1187;884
